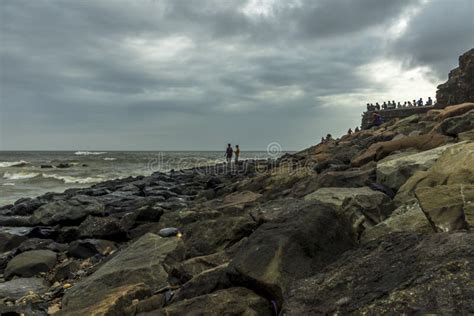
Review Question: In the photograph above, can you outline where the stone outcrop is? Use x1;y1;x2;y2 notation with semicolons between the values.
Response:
351;133;451;167
61;233;183;315
376;142;462;191
284;232;474;315
436;49;474;106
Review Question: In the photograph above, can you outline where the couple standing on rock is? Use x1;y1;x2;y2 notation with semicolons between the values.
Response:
225;143;240;164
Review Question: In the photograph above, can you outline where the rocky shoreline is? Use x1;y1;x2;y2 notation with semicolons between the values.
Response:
1;50;473;315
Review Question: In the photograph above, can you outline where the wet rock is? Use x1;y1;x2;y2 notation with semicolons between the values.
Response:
50;259;81;281
41;164;53;168
0;231;28;253
0;277;49;300
11;198;45;216
14;238;66;254
77;216;127;241
67;239;116;259
416;184;474;232
5;249;57;279
61;233;184;315
31;195;105;226
173;264;231;301
0;215;34;227
182;216;257;259
147;287;272;316
284;232;474;315
227;202;355;303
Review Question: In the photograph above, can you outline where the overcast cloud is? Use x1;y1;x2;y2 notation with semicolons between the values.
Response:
1;0;473;151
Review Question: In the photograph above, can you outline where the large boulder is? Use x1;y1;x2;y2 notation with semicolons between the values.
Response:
31;195;105;225
304;187;394;235
227;202;355;304
0;231;27;253
77;215;127;241
416;184;474;232
395;142;474;204
5;249;57;279
61;233;184;315
67;239;116;259
148;287;271;316
0;277;49;300
376;143;462;191
351;133;451;167
285;232;474;315
182;216;257;258
361;201;432;242
436;109;474;137
436;48;474;106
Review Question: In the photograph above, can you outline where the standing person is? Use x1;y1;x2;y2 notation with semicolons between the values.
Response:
347;128;353;135
234;145;240;163
225;144;233;165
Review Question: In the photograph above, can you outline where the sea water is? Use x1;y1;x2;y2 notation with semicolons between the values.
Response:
0;151;274;206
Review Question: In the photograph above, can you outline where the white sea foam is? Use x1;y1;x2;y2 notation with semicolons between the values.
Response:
74;151;107;156
42;173;104;184
0;160;29;167
2;182;15;186
103;157;117;161
3;171;40;180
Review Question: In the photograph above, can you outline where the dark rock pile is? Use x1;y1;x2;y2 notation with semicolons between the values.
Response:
0;51;473;315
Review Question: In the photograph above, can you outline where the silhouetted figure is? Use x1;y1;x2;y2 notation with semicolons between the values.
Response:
417;98;423;106
375;103;381;110
326;134;333;142
426;97;433;106
225;144;233;165
234;145;240;163
403;101;407;107
321;137;326;144
397;102;402;108
347;128;353;135
382;102;387;110
354;126;360;133
366;103;371;111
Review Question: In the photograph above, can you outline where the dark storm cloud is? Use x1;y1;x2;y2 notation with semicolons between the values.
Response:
391;0;474;78
0;0;471;150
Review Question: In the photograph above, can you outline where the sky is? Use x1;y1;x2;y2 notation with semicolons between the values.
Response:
1;0;473;151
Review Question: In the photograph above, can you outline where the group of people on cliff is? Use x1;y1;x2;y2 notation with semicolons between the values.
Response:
366;97;434;111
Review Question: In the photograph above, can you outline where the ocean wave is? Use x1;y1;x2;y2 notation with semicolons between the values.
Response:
74;151;107;156
103;157;117;161
3;171;40;180
2;182;15;186
0;160;29;167
42;173;104;184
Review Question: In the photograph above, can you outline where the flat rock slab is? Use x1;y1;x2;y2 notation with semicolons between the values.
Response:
61;233;184;315
0;277;49;300
5;249;57;279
